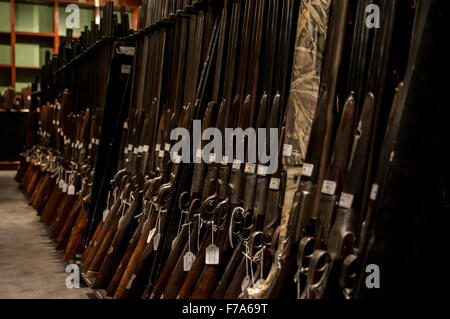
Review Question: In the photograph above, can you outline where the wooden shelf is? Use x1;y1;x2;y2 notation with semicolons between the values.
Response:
16;66;42;70
1;0;137;90
0;161;20;170
16;31;56;38
0;108;30;113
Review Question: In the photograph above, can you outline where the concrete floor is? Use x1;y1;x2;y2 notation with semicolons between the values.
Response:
0;170;92;298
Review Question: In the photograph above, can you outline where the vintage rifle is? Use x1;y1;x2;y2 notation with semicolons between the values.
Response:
242;0;335;299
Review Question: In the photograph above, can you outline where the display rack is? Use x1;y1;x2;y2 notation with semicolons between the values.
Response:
0;0;139;91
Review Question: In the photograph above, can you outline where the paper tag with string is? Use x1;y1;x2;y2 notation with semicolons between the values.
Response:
205;221;219;265
184;252;196;271
153;209;162;250
183;222;195;271
147;228;156;244
205;245;219;265
241;275;251;292
102;191;112;222
67;173;75;195
153;233;161;251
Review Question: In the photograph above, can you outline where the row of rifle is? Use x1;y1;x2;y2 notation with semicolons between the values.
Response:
15;2;133;262
15;0;436;299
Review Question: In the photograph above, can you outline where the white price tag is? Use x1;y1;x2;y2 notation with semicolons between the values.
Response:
123;121;128;129
26;156;30;162
138;145;143;154
269;178;280;190
257;165;268;176
164;143;171;151
283;144;293;157
143;145;149;153
241;275;251;292
95;139;100;145
119;46;135;56
153;233;161;251
339;193;354;209
59;179;65;189
121;64;132;74
88;143;92;150
209;153;216;163
245;163;256;174
155;144;161;152
183;252;196;272
128;144;133;151
321;180;337;195
302;163;314;177
205;244;219;265
147;228;156;244
62;183;68;193
124;147;128;154
232;159;242;170
125;274;136;290
133;147;139;155
370;184;379;201
221;156;229;165
158;150;165;158
67;185;75;195
102;209;110;222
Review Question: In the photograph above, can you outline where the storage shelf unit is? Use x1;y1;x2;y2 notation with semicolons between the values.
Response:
0;0;139;91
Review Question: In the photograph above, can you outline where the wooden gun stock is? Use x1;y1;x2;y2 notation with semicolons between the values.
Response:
86;216;119;277
150;223;190;299
49;194;76;239
93;198;140;289
191;219;232;299
223;257;246;298
20;162;32;188
64;206;88;261
81;219;104;268
106;211;148;296
35;175;56;214
25;164;41;196
40;186;63;224
113;212;155;299
176;230;212;299
56;198;82;250
82;198;122;270
29;172;47;207
15;156;29;183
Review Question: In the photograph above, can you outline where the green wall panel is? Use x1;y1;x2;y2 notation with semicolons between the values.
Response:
59;6;93;37
16;82;32;92
16;43;40;67
0;44;11;65
15;3;54;34
0;2;11;32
